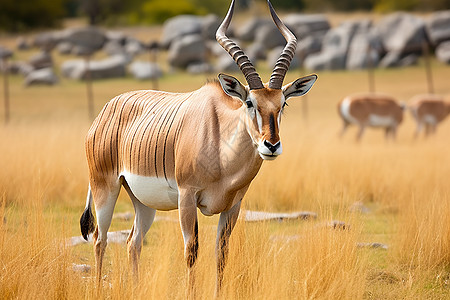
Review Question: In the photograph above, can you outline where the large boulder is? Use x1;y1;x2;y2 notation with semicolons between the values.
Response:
267;46;300;70
304;21;359;70
283;14;330;39
215;53;239;72
28;51;53;69
32;31;62;51
436;41;450;64
61;55;129;80
346;32;380;69
168;34;207;69
254;23;286;50
161;15;203;49
426;10;450;46
25;68;58;86
237;18;272;42
129;61;163;80
201;14;221;40
376;13;427;55
0;47;13;60
62;27;107;55
379;51;419;68
8;61;34;76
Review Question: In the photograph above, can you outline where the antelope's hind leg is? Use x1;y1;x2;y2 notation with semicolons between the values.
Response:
122;181;156;280
91;183;121;285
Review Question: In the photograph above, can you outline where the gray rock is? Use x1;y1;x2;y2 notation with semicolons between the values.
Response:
327;220;349;230
426;10;450;46
62;55;129;80
215;53;240;72
105;30;126;44
357;242;388;250
57;42;73;55
304;50;347;70
379;51;419;68
8;61;34;75
346;32;380;69
25;68;58;86
297;35;324;57
187;62;214;74
103;40;126;56
246;42;267;62
28;51;53;69
436;41;450;64
0;47;13;59
125;38;145;56
237;18;272;41
201;14;221;40
129;61;163;80
254;23;286;50
284;14;330;38
376;13;427;54
72;263;91;273
348;201;371;214
33;32;62;51
168;34;207;69
16;37;30;50
267;46;300;70
63;27;106;55
161;15;203;49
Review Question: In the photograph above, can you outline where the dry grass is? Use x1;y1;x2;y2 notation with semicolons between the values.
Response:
0;58;450;299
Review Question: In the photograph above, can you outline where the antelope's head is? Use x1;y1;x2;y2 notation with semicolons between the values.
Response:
216;0;317;161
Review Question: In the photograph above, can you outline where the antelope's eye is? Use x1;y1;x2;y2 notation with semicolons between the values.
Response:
246;100;253;108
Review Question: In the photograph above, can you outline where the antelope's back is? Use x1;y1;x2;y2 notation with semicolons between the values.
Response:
85;90;193;182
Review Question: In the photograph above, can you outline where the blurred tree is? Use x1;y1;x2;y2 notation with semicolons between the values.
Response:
0;0;66;31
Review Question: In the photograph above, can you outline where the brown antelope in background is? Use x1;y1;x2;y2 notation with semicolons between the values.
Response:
79;0;317;294
409;94;450;138
338;93;405;141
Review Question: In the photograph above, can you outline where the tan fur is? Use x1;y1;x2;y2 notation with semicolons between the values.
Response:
337;93;404;141
409;94;450;137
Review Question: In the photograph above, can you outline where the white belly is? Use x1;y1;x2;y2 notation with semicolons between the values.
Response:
368;114;395;127
423;114;437;125
121;171;179;210
340;98;359;124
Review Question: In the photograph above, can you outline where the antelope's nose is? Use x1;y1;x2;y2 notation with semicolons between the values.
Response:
264;140;281;153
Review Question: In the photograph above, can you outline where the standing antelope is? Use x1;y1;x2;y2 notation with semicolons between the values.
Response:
79;0;317;294
409;94;450;138
338;93;405;141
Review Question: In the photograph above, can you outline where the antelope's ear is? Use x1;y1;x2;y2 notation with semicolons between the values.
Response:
282;74;317;100
218;73;248;102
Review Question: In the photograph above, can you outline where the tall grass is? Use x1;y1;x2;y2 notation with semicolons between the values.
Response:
0;62;450;298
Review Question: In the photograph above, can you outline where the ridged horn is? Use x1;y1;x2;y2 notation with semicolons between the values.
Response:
216;0;264;90
267;0;297;90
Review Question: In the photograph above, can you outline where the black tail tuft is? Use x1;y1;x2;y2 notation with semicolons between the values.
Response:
80;205;95;241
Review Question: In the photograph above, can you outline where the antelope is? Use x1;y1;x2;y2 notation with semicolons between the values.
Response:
409;94;450;138
79;0;317;294
338;93;405;141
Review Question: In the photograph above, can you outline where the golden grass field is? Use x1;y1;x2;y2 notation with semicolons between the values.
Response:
0;39;450;299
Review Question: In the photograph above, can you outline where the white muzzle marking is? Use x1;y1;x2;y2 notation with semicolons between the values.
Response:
257;140;282;160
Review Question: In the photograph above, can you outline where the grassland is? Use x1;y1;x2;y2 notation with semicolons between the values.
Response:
0;46;450;299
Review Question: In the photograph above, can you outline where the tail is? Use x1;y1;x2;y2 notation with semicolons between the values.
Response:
80;185;96;241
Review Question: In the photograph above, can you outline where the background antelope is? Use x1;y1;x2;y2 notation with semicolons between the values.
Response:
409;94;450;138
79;0;317;294
338;93;405;141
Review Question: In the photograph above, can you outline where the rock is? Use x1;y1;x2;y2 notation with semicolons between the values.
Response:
304;51;347;70
267;46;300;70
57;42;73;55
254;23;286;50
0;47;13;60
297;35;323;57
16;37;30;50
237;18;272;41
8;61;34;75
161;15;203;49
379;51;419;68
63;27;106;54
327;220;349;230
125;38;145;56
436;41;450;64
25;68;58;86
103;40;126;56
426;10;450;46
215;53;240;72
376;13;427;55
241;210;317;222
33;32;62;51
168;34;207;69
201;14;221;40
283;14;330;38
129;61;163;80
346;32;380;69
28;51;53;69
245;42;267;62
349;201;371;214
187;62;214;74
105;30;127;44
62;55;129;80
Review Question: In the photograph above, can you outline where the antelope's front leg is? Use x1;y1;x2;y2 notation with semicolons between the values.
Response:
178;188;199;297
215;200;242;297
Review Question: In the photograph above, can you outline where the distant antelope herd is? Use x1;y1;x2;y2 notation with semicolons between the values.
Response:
338;93;450;140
